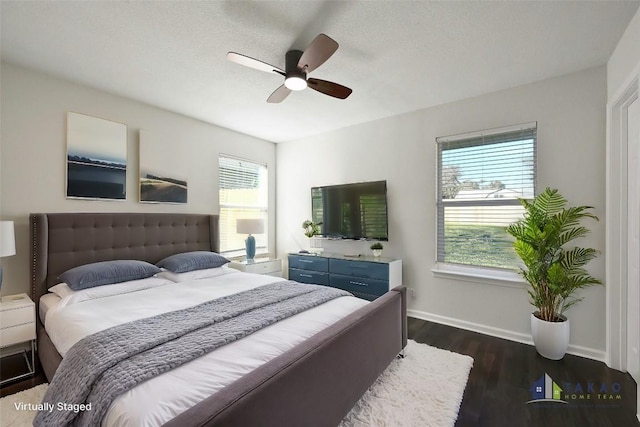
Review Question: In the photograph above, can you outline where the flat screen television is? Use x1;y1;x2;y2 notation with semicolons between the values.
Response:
311;180;388;241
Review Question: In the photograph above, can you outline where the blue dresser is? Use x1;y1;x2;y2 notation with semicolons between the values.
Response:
288;253;402;301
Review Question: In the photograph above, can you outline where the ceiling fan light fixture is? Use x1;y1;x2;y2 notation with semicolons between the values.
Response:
285;76;307;91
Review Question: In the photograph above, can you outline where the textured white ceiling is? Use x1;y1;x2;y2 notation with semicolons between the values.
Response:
1;1;638;143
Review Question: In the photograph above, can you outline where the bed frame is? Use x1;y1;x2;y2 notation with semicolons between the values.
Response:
30;212;407;427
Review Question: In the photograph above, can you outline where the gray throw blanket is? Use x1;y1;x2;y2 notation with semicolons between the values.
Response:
34;281;350;427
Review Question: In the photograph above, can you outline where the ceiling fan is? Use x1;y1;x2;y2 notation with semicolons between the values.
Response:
227;34;352;103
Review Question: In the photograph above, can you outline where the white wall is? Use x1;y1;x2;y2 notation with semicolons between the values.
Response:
277;66;607;357
0;63;276;297
607;8;640;100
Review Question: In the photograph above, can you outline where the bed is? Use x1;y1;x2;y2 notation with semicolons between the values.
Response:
30;212;407;426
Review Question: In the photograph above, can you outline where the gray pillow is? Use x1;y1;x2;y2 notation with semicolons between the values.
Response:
58;260;162;291
156;251;230;273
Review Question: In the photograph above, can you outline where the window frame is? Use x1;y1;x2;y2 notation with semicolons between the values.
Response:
435;122;537;275
218;154;269;258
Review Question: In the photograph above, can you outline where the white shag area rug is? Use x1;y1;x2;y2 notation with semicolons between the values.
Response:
339;340;474;427
1;384;49;427
1;340;472;427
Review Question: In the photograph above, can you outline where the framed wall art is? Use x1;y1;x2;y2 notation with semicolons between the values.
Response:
66;112;127;200
139;129;188;204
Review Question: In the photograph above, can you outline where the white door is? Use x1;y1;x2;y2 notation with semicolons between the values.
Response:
627;96;640;382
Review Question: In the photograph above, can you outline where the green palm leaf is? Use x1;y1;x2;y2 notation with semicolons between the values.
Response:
531;188;566;215
561;247;599;271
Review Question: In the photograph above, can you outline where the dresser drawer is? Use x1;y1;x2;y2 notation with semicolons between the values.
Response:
330;274;389;297
0;306;34;328
329;258;389;280
0;323;36;348
288;255;329;272
289;269;330;286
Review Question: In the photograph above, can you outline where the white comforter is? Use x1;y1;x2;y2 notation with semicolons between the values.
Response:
45;271;368;427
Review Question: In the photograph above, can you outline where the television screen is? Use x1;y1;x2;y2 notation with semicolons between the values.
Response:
311;180;388;241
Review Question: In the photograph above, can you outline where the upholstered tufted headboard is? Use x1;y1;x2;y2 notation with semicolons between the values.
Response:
30;213;219;306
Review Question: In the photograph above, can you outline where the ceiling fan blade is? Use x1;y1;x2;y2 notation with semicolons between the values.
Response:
267;85;292;103
227;52;285;76
307;78;352;99
298;34;339;73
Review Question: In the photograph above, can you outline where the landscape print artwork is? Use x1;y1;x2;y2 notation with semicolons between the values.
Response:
139;130;188;204
66;112;127;200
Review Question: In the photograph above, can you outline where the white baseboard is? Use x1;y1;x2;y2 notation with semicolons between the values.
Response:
408;309;606;362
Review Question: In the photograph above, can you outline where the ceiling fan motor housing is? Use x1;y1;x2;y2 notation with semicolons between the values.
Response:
286;50;307;82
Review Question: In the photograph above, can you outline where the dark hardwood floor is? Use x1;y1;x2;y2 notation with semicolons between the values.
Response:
2;318;637;427
0;350;46;398
409;317;638;427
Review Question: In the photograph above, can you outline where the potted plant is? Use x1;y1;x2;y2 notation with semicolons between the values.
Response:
506;187;602;360
302;220;323;253
370;242;384;257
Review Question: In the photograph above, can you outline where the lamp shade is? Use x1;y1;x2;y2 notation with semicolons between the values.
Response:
0;221;16;258
236;219;265;235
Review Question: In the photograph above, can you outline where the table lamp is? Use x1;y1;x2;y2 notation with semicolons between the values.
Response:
0;221;16;290
236;219;264;262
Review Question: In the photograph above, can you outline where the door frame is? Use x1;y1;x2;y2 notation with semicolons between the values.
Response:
627;95;640;383
607;62;639;390
606;69;639;373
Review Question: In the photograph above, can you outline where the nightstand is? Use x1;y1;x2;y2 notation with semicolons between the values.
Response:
0;293;36;386
229;258;282;277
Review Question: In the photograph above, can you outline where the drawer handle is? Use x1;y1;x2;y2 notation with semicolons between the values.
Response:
350;281;368;287
299;260;313;263
300;274;313;278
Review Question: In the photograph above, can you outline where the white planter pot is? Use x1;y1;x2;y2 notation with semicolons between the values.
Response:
372;249;382;257
530;313;570;360
308;237;323;254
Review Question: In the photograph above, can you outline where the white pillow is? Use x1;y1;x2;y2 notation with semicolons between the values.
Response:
156;264;237;282
48;276;173;309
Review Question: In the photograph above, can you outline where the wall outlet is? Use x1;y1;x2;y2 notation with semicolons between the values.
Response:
408;288;416;298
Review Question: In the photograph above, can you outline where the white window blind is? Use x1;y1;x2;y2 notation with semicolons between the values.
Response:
219;155;268;256
436;122;537;270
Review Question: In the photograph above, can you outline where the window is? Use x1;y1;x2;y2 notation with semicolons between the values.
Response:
436;122;537;270
219;155;268;256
